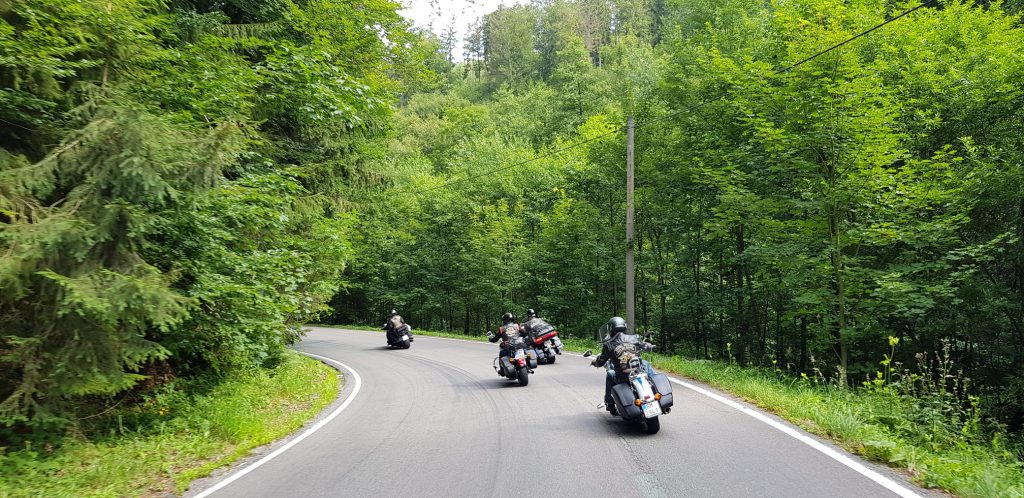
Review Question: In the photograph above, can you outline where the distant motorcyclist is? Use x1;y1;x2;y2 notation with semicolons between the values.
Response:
382;309;413;341
521;308;544;337
591;316;655;414
488;312;522;358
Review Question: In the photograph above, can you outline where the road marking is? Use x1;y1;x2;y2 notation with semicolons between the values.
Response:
634;473;669;498
312;329;922;497
665;376;922;498
192;352;362;498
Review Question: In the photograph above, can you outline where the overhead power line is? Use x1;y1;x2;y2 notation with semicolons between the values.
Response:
779;0;938;75
415;0;938;194
0;117;35;133
635;0;939;131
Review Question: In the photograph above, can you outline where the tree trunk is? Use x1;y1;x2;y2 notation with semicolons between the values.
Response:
799;316;808;373
829;194;849;387
735;223;748;364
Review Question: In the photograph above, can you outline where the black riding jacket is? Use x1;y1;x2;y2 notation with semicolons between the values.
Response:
593;333;653;373
489;323;523;348
522;317;552;340
382;315;406;331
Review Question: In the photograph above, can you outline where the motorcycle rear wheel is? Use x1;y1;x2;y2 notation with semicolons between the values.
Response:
642;416;660;434
547;353;556;364
517;367;529;386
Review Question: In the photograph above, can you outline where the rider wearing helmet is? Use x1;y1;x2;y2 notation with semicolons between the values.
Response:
382;309;413;341
521;308;542;335
591;316;655;414
489;312;521;358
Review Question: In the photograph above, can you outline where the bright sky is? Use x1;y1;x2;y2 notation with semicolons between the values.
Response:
399;0;525;59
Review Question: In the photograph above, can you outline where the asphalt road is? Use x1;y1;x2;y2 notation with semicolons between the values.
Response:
185;327;935;498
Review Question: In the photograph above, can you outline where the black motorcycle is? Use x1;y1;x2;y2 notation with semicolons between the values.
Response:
584;346;673;434
490;335;537;386
386;323;412;349
526;319;563;364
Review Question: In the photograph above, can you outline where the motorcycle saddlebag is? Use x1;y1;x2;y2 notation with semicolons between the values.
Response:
499;357;515;376
611;383;643;420
526;349;538;369
650;373;674;409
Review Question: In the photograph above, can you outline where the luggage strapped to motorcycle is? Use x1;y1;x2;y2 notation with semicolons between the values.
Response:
532;322;556;339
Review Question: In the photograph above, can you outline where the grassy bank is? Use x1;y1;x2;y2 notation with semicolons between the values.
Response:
0;351;340;498
323;324;1023;498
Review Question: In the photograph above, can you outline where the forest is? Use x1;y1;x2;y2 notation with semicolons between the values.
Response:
0;0;419;436
330;0;1024;439
2;0;1024;470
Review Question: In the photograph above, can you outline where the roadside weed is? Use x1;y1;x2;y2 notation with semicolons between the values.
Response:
0;351;339;497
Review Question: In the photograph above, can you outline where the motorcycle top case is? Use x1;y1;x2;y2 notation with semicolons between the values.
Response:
611;382;643;420
650;373;674;409
533;323;557;340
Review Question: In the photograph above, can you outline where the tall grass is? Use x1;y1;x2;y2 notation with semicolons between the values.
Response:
0;351;339;498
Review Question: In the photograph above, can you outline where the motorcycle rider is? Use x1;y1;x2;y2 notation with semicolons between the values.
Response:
590;316;656;415
521;308;544;337
488;312;521;358
382;309;413;342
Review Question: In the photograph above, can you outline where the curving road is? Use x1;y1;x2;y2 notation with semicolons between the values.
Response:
185;327;936;498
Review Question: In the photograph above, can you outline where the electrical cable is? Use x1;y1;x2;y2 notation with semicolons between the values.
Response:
412;0;939;194
633;0;939;131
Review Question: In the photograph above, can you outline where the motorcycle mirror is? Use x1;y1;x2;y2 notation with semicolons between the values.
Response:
583;350;593;357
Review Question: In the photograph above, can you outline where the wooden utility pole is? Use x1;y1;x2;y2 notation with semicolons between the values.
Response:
626;115;636;332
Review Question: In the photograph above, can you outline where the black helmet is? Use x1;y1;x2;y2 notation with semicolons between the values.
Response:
608;316;628;335
502;312;515;324
389;309;398;317
526;308;537;318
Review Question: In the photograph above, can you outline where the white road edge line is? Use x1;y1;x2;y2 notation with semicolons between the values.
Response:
315;329;922;497
192;352;362;498
664;376;922;498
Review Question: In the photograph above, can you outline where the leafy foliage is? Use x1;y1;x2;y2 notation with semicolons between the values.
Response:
329;0;1024;458
0;0;408;433
4;0;1024;494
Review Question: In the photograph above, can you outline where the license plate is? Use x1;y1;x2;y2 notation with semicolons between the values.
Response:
515;351;525;359
642;401;662;418
401;335;409;341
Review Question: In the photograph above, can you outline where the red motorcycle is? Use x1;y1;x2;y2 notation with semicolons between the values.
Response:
525;318;563;364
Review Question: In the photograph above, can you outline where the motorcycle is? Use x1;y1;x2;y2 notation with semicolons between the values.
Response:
526;320;563;364
386;323;412;349
584;346;673;434
489;334;537;386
